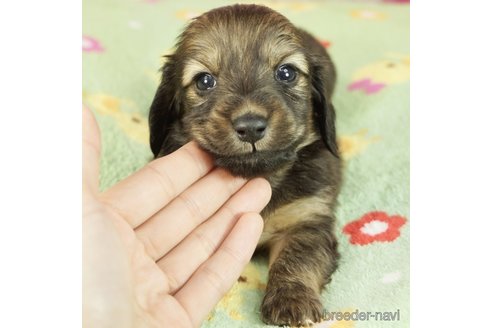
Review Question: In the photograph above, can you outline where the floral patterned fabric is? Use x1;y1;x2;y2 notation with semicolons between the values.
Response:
83;0;409;327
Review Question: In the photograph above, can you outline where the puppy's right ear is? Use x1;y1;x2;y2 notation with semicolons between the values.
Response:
149;56;179;157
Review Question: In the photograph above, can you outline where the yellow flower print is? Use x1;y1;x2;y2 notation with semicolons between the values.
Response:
175;9;203;21
338;129;381;160
348;53;410;94
351;9;387;20
82;92;149;145
208;262;266;322
261;1;316;12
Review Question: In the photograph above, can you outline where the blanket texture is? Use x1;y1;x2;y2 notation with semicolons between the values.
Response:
83;1;409;327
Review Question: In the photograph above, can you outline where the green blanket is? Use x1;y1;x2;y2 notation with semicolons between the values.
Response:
83;1;409;327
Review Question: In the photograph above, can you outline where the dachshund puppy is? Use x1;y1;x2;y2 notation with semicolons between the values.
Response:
149;4;342;326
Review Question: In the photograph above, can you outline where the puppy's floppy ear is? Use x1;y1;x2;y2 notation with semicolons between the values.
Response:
310;57;339;158
149;56;180;158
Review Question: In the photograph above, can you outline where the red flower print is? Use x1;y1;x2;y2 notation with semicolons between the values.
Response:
343;211;407;245
318;39;331;48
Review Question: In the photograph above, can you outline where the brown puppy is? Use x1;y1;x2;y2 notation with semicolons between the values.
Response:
149;4;342;326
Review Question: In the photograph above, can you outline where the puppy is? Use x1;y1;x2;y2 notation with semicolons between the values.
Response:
149;4;342;326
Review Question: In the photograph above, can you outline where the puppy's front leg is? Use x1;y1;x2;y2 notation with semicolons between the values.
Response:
261;218;339;326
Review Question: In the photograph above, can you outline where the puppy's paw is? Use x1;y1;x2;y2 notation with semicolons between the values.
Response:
261;284;323;327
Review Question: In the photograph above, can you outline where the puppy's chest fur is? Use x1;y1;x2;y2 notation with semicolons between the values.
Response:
258;140;342;247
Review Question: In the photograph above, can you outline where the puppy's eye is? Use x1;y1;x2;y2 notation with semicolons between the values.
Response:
276;64;297;83
195;73;217;91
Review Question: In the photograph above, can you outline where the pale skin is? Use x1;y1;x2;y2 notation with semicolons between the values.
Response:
82;106;272;328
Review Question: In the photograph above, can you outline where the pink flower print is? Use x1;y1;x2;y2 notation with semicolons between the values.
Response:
383;0;410;4
348;79;386;94
82;35;104;53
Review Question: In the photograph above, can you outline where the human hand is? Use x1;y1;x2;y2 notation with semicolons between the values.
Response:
82;106;271;328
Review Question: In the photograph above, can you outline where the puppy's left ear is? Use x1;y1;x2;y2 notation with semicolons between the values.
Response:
310;57;339;158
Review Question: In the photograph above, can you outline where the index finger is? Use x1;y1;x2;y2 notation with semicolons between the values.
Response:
101;142;214;228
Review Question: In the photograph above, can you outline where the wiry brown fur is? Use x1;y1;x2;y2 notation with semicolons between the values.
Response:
148;4;342;326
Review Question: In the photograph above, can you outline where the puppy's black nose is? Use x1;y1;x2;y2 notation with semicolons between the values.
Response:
233;115;267;143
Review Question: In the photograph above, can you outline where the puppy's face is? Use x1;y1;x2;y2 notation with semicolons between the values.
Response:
149;5;338;177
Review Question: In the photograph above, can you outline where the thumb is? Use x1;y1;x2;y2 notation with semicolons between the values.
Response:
82;105;101;196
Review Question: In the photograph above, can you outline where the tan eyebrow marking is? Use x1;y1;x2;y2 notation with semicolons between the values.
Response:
279;52;309;75
182;59;210;87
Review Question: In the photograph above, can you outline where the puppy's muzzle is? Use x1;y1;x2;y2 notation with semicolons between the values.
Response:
233;114;267;144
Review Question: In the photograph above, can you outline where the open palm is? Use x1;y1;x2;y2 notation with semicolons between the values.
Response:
82;107;271;328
